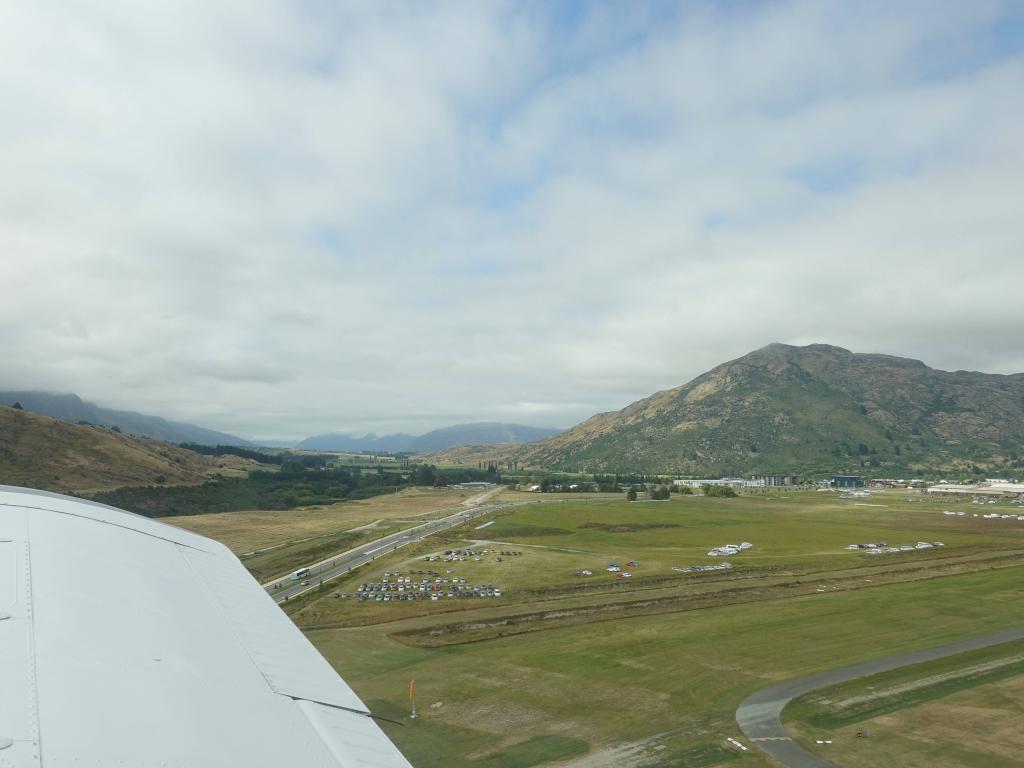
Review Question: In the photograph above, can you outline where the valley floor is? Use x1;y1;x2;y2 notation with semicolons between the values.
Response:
265;489;1024;768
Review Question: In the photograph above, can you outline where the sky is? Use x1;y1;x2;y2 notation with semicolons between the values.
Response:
2;0;1023;440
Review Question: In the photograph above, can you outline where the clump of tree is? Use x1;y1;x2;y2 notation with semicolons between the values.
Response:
626;487;638;501
88;465;411;518
180;443;287;465
475;461;502;479
11;402;23;410
675;485;693;495
649;485;670;500
413;463;438;486
702;484;738;498
412;463;498;487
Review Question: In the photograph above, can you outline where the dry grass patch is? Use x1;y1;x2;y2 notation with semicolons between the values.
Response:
165;486;472;554
797;674;1024;768
0;406;214;493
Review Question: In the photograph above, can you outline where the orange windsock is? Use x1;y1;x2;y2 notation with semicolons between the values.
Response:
408;680;416;700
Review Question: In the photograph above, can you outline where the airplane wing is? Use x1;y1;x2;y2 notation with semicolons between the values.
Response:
0;485;414;767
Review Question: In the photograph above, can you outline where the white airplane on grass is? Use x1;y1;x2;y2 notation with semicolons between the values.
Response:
0;485;413;768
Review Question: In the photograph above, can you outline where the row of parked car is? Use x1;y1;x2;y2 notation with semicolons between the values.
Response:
344;582;503;601
344;588;503;602
361;575;469;591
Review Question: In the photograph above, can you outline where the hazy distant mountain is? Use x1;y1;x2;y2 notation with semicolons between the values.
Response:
253;439;299;449
294;432;417;452
409;422;560;452
294;422;560;453
0;391;252;447
514;343;1024;476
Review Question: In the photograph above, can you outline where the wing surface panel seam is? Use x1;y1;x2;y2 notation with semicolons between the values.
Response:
174;544;282;693
0;503;212;552
23;509;42;767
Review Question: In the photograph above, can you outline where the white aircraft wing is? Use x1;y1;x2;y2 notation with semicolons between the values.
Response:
0;485;413;767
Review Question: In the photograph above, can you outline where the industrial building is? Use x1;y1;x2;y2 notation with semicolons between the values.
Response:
751;474;800;487
926;479;1024;497
833;475;866;488
673;475;800;489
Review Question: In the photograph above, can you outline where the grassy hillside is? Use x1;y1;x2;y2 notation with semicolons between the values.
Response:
515;343;1024;476
0;405;218;492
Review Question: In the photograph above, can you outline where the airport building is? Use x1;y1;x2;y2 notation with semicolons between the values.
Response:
833;475;866;488
673;478;763;489
751;474;800;487
926;479;1024;497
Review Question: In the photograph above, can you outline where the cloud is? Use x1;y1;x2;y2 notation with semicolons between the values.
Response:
1;0;1022;439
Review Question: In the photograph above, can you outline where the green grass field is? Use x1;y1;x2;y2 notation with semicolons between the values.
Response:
287;490;1024;627
267;489;1024;767
311;568;1024;767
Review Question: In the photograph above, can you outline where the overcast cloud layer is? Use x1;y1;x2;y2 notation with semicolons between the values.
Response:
2;1;1023;440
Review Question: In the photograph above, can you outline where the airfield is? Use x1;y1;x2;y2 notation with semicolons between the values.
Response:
179;486;1024;767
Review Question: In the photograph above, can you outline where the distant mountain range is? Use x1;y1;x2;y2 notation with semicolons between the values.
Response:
0;391;561;456
294;422;561;453
509;343;1024;476
0;391;252;447
292;432;416;453
14;343;1019;479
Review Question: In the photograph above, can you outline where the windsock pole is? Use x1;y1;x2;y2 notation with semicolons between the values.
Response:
409;679;417;719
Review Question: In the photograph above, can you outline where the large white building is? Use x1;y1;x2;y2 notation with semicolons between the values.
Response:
674;477;763;489
927;479;1024;497
751;474;800;487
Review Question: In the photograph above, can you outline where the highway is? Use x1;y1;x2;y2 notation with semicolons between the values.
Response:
735;626;1024;768
266;498;521;603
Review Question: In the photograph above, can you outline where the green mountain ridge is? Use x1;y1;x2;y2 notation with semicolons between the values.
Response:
514;343;1024;477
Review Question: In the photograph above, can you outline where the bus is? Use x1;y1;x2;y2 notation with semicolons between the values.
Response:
291;568;311;581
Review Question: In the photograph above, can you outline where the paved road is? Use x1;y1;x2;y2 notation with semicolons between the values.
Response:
266;500;521;603
736;626;1024;768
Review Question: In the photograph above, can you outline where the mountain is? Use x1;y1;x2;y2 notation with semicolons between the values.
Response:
254;439;299;449
0;405;218;492
514;344;1024;476
409;423;560;452
294;432;417;453
294;422;561;453
0;391;252;447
